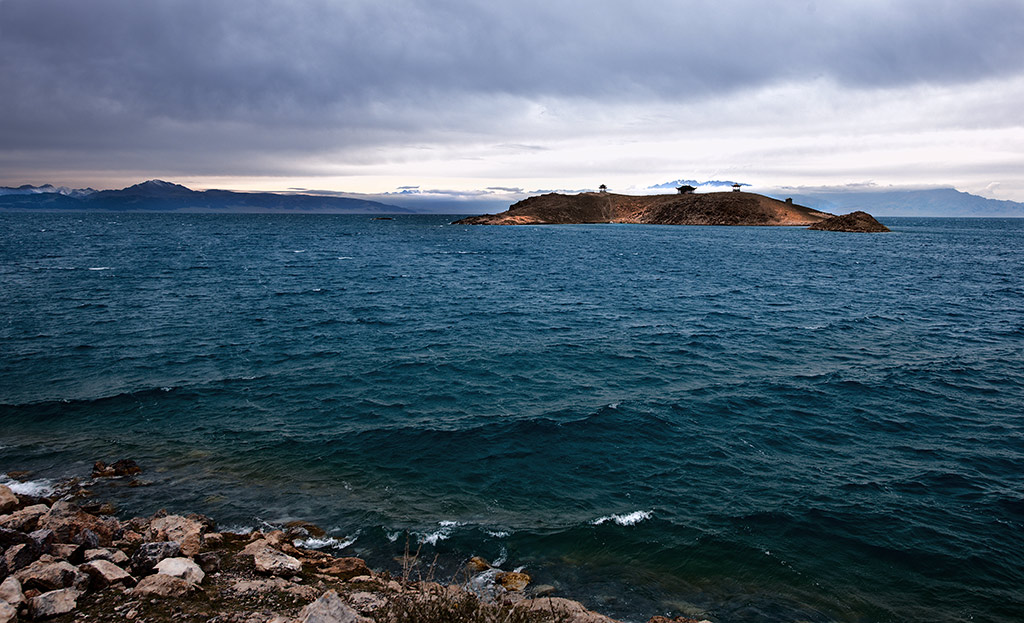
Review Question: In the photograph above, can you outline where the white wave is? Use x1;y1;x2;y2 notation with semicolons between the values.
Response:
417;520;465;546
386;530;402;543
221;524;256;535
485;529;511;538
295;535;358;551
492;547;508;567
87;267;112;271
591;510;653;526
337;256;353;260
0;475;53;496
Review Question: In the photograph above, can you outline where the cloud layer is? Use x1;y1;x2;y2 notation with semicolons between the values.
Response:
2;0;1023;198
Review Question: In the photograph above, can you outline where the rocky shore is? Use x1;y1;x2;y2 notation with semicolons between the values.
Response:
0;466;711;623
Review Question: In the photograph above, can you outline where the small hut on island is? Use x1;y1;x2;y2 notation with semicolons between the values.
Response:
677;185;696;194
599;184;608;193
732;183;742;192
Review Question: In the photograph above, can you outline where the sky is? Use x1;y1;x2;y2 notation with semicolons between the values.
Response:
2;0;1024;204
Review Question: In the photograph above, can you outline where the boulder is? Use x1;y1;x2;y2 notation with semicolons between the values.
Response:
0;577;25;607
154;557;205;585
285;520;326;539
318;557;370;580
194;551;222;574
91;459;142;478
130;541;180;575
0;504;50;532
297;590;371;623
83;547;129;566
27;529;55;554
148;514;205;557
132;573;194;598
0;599;15;623
81;559;135;589
0;485;17;514
15;560;88;592
496;571;531;592
240;539;302;577
36;501;119;546
517;597;618;623
467;556;491;572
4;544;40;574
347;591;386;614
29;587;81;620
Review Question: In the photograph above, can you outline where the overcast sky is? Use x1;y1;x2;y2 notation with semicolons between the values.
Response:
2;0;1023;202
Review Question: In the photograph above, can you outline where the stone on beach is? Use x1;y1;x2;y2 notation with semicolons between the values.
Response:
84;547;129;565
241;539;303;576
0;577;25;607
81;559;136;589
155;556;205;585
297;589;371;623
29;587;81;619
0;485;17;514
133;573;196;598
148;514;206;557
91;459;142;478
36;501;119;546
496;570;531;592
130;541;181;575
317;557;370;580
517;597;618;623
0;505;50;532
0;599;15;623
14;559;88;592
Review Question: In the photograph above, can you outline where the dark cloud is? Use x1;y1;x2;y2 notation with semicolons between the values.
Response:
2;0;1023;180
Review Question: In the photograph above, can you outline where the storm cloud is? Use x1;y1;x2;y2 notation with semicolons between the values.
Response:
2;0;1023;197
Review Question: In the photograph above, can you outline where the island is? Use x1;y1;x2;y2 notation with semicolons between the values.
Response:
453;190;834;226
808;210;891;232
453;190;890;232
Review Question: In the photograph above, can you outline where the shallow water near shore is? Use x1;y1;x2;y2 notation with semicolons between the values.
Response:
1;213;1023;622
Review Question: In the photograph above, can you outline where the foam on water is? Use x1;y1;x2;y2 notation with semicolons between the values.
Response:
591;510;654;526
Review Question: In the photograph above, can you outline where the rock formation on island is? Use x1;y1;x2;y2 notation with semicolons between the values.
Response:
808;211;891;232
453;191;834;227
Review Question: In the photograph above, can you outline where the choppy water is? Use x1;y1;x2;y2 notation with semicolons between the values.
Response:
1;213;1022;622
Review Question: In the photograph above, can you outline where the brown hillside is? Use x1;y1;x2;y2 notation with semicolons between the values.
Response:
453;191;833;226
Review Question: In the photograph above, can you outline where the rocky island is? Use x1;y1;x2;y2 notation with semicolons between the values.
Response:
808;210;891;232
454;190;890;232
453;190;834;227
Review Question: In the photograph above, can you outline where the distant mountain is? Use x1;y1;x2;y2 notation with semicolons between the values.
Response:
0;183;97;199
0;180;411;214
781;188;1024;218
648;179;745;191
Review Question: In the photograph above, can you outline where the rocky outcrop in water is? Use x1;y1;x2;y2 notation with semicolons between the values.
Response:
807;211;890;232
454;191;834;226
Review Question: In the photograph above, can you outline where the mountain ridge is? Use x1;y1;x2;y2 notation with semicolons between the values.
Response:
0;179;410;214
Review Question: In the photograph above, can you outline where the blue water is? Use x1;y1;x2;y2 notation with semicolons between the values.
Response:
1;213;1022;622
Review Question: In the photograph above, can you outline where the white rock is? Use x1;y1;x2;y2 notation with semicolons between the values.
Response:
0;577;24;607
154;557;205;585
0;600;16;623
148;515;204;557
